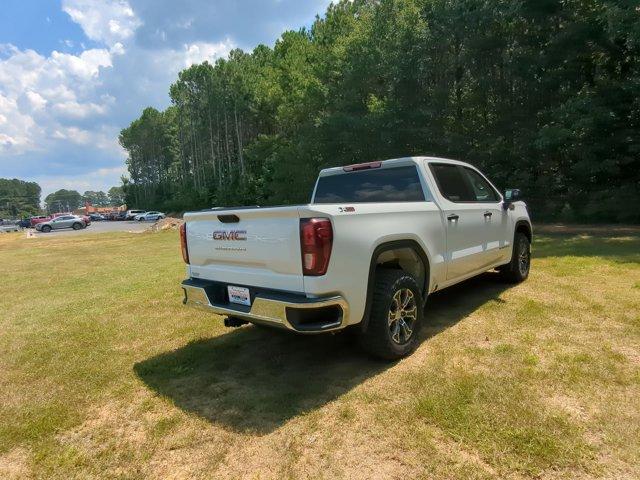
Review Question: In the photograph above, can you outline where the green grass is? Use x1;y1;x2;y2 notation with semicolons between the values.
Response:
0;229;639;479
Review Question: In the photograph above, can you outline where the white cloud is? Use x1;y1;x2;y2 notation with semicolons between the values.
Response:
0;45;114;156
0;92;39;152
50;49;112;78
62;0;140;46
25;91;47;110
52;96;114;119
110;42;125;55
183;40;234;67
0;3;233;162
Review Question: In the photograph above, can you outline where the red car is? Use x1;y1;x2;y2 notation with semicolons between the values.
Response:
30;215;51;227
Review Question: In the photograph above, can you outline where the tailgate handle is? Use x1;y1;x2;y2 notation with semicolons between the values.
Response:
218;214;240;223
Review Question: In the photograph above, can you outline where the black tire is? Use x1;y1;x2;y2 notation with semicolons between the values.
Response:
41;225;51;233
499;232;531;283
359;269;424;360
72;222;82;230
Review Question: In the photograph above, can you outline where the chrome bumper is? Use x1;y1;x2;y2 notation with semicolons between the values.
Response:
181;279;348;333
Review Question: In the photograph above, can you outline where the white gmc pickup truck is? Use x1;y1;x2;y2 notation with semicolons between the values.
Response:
180;157;532;359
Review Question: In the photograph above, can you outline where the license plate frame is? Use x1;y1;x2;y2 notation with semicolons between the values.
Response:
227;285;251;306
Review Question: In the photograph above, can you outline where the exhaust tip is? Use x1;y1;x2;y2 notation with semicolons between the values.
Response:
224;316;248;328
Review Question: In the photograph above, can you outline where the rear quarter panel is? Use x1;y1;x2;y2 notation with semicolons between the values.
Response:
300;202;446;326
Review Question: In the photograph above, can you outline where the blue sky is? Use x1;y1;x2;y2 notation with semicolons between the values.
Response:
0;0;331;200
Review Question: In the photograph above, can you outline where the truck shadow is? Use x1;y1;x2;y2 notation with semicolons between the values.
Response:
134;272;512;434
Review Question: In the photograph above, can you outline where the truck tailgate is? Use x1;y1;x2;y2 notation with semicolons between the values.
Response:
185;206;304;292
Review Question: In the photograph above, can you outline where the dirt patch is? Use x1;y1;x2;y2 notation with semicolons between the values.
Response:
545;393;590;422
0;448;31;480
146;217;184;233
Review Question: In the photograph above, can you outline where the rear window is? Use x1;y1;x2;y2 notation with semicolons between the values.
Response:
313;166;426;204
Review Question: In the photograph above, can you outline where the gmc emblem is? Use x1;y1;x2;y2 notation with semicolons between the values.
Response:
213;230;247;241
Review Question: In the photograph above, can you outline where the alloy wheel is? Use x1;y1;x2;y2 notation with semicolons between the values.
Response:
518;238;530;276
388;288;417;345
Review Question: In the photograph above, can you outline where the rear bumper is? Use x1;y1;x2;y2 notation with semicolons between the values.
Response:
181;278;348;333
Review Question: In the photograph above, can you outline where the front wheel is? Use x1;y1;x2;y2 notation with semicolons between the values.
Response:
41;225;51;233
72;223;82;230
359;269;423;360
499;232;531;283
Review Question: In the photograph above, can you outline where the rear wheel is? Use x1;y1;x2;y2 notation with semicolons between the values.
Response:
499;232;531;283
359;269;423;360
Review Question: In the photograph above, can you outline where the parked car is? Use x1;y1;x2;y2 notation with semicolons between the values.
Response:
125;209;145;220
35;215;87;233
89;213;106;221
180;156;532;360
107;211;126;221
30;215;51;227
135;211;166;221
18;219;31;228
81;215;92;225
0;220;20;232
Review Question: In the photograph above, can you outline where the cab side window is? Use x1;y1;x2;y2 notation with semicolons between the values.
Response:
462;167;500;202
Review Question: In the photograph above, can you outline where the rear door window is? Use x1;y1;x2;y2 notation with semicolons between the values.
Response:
313;166;427;203
429;163;475;202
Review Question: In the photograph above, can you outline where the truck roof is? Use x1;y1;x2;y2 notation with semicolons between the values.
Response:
318;156;468;177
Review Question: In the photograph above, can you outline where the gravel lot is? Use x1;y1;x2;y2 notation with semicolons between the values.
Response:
30;220;150;237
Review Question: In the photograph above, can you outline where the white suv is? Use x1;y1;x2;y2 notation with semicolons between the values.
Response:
124;209;145;220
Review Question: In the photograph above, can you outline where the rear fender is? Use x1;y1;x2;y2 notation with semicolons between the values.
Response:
359;240;430;333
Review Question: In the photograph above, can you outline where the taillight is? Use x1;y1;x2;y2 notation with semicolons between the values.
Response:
179;223;189;264
300;218;333;276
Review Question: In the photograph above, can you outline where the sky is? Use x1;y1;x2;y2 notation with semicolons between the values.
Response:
0;0;332;200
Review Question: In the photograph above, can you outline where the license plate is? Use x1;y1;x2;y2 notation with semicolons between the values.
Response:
227;286;251;306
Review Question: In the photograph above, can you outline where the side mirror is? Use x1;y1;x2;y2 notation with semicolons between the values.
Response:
503;189;522;210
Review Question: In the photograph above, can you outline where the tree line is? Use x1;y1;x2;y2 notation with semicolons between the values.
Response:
119;0;640;223
0;179;41;218
0;181;125;218
44;187;125;213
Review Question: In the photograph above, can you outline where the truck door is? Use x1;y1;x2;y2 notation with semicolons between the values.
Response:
429;163;488;280
459;166;509;266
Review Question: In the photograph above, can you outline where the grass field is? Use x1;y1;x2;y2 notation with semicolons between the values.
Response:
0;228;639;479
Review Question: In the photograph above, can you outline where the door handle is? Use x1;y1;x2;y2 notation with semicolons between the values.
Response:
484;211;493;218
447;214;459;222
